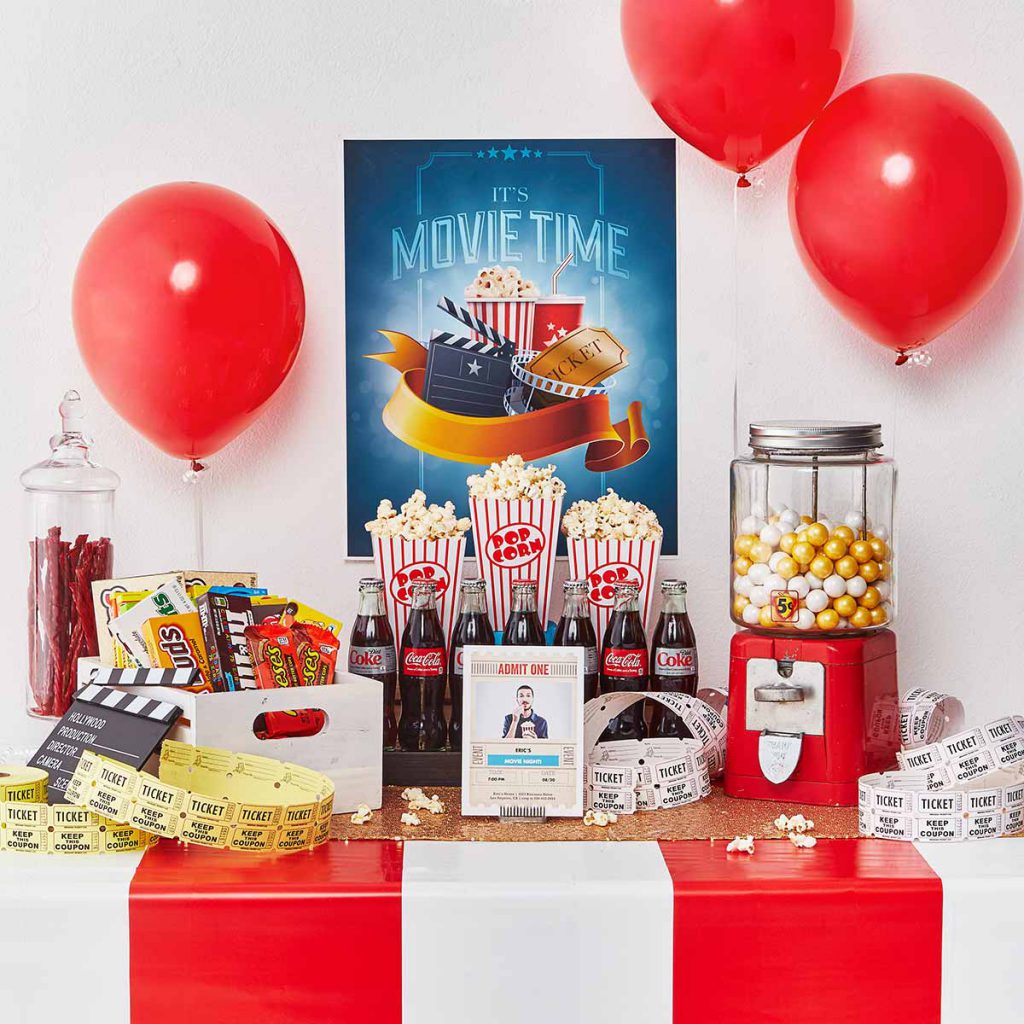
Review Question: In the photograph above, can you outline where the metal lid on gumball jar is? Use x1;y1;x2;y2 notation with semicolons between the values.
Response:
748;420;883;456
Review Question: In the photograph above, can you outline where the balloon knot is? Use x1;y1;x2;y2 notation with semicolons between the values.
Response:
736;174;752;189
190;458;206;473
894;352;909;366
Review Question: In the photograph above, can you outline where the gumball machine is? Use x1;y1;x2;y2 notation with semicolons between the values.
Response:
724;421;900;806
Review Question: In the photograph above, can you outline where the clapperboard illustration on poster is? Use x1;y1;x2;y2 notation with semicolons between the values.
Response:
461;645;584;819
423;328;515;418
29;684;182;803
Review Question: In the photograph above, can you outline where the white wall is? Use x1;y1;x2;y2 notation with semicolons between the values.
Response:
2;0;1022;752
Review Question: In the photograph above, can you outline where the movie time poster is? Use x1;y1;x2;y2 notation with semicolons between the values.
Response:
343;138;678;557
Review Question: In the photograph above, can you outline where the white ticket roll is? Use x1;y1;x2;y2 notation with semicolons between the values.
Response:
859;688;1024;843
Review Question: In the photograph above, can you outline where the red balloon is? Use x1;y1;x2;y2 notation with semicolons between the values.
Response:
73;182;305;460
790;75;1022;359
621;0;853;176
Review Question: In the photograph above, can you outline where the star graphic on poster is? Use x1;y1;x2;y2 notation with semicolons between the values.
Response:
546;322;555;331
488;147;499;158
558;327;568;337
476;150;485;158
467;359;482;376
534;150;543;158
520;147;532;158
502;144;517;161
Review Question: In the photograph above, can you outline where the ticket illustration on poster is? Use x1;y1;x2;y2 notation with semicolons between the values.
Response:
343;138;678;556
461;645;584;818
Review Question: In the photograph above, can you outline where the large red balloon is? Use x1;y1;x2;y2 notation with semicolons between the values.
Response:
621;0;853;176
790;74;1021;360
73;182;305;460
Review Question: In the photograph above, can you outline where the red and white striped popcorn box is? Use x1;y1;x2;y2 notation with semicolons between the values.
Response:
371;535;466;647
565;535;663;641
469;495;564;631
467;297;537;356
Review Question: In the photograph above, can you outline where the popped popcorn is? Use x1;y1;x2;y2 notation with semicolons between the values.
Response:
350;804;373;825
365;489;470;540
467;454;566;500
774;813;814;834
401;787;425;802
788;833;817;849
400;812;421;827
726;835;755;855
408;792;445;815
583;809;617;827
561;489;663;541
465;264;539;299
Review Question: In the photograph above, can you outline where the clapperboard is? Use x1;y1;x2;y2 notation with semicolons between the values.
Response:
423;330;515;417
29;684;182;803
77;664;201;690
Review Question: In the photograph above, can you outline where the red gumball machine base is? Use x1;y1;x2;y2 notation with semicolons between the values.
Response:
724;628;899;806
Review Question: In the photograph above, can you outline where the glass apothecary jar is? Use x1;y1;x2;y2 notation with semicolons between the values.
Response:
731;421;895;636
22;391;118;718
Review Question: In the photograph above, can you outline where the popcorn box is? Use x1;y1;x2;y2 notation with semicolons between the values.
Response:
467;297;536;356
371;536;466;646
566;536;663;640
469;495;564;630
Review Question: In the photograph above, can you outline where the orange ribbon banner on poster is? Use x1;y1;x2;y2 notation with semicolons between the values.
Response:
368;332;650;472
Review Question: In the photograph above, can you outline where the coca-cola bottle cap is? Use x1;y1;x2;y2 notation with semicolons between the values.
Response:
410;580;438;593
511;580;538;592
661;579;687;595
613;582;640;596
563;579;588;595
359;576;385;591
461;578;487;594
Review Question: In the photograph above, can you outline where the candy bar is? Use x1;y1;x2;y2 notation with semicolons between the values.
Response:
106;579;195;667
141;612;212;691
195;587;268;691
292;621;341;687
244;622;301;690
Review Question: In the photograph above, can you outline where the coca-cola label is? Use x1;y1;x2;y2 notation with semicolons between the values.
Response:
654;646;696;677
401;646;446;676
349;645;396;675
484;523;545;570
452;645;464;677
390;562;451;606
602;647;648;677
587;562;644;607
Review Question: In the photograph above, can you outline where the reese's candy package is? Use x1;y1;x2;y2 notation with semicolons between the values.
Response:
141;612;213;691
254;709;325;740
244;622;301;690
292;622;341;687
253;596;342;637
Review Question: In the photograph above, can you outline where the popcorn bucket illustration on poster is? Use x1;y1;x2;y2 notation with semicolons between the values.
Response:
343;139;679;559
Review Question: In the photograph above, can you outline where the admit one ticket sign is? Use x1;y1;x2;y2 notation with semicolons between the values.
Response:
461;646;584;818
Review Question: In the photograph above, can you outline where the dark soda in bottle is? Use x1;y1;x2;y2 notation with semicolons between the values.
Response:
502;580;545;646
448;578;495;749
650;579;699;738
600;582;649;741
348;576;398;749
553;579;598;702
398;580;447;751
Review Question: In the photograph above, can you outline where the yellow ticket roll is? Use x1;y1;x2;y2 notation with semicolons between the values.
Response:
67;741;335;853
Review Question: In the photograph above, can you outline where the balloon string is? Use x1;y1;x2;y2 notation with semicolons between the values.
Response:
731;174;742;455
184;459;207;568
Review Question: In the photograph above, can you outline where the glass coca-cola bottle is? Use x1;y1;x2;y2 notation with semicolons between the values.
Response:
599;583;649;741
348;577;398;749
398;581;447;751
502;580;545;646
650;579;699;737
553;579;598;702
448;578;495;749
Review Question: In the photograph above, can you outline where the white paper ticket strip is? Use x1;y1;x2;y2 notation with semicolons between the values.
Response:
859;687;1024;842
67;740;335;852
582;691;726;815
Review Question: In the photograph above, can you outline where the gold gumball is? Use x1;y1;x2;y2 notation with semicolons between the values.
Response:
849;540;873;564
733;595;751;616
750;541;773;564
796;530;810;544
733;556;752;576
834;595;857;618
869;537;888;560
800;515;813;524
792;541;816;566
816;608;840;631
758;605;776;629
734;534;756;557
870;606;888;626
860;560;880;583
835;555;859;579
878;560;892;580
809;554;834;580
850;607;873;629
824;537;848;560
776;555;800;580
779;532;798;554
833;525;855;545
860;586;881;610
806;523;829;547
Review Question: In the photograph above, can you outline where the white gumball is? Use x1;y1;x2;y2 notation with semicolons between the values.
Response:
876;580;891;600
747;563;771;586
805;573;824;590
823;574;847;598
733;575;753;596
759;524;783;548
779;510;800;530
740;515;764;536
763;573;787;593
817;517;834;534
845;576;868;599
795;609;816;631
769;551;786;571
742;604;761;625
805;590;830;614
873;525;889;542
748;586;769;608
789;575;811;599
836;618;851;630
844;511;865;531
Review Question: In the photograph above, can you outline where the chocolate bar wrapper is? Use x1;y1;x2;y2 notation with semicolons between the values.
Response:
92;573;185;667
141;612;212;691
253;597;342;637
198;589;268;692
